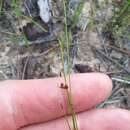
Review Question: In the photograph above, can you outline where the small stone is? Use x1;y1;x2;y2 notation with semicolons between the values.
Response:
37;0;52;23
110;50;122;59
74;64;93;73
88;31;101;48
99;63;108;72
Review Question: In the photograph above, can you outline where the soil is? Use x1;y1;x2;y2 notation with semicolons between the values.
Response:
0;0;130;110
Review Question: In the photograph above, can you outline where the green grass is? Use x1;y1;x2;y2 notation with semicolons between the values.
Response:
58;0;84;129
104;0;130;41
71;1;84;29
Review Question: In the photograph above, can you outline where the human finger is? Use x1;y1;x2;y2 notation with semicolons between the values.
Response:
21;109;130;130
0;73;112;130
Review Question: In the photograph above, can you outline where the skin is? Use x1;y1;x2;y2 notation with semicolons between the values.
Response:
0;73;130;130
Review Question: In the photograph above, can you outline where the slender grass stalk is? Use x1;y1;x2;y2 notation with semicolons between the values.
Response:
59;0;79;130
0;30;20;36
58;38;67;84
22;31;29;47
22;15;48;32
118;0;130;18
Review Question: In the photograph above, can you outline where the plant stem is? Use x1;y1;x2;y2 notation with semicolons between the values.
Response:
61;0;79;130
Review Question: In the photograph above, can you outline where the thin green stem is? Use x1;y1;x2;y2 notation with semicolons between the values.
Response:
118;0;130;18
63;0;71;75
59;38;67;85
62;0;79;130
22;15;48;32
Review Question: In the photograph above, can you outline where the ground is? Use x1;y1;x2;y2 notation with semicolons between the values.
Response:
0;0;130;110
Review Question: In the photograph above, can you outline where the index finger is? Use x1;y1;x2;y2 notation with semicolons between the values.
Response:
0;73;112;130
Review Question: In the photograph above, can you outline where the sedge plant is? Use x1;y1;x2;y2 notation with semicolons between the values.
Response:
58;0;84;129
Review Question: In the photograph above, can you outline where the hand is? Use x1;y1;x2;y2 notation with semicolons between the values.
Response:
0;73;130;130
